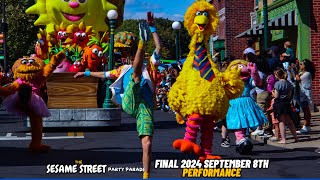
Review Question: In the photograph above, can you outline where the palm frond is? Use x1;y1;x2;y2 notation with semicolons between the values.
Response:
101;42;109;54
88;36;101;47
69;45;83;62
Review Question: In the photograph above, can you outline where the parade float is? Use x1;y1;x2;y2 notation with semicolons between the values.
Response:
114;31;136;66
23;0;126;127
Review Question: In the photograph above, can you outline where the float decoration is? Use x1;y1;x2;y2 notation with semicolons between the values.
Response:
65;21;94;51
69;45;83;63
51;41;72;73
114;31;136;47
68;45;84;72
48;22;69;47
35;28;50;60
21;0;125;128
25;0;123;33
81;34;109;72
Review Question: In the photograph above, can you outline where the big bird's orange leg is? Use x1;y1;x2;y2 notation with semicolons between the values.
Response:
173;113;202;155
199;116;221;161
28;113;50;153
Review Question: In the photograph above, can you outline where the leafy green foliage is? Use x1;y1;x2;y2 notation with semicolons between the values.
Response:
43;58;49;65
69;46;83;62
116;18;190;60
101;43;109;54
50;41;74;63
0;0;40;68
50;41;64;55
87;36;109;54
87;36;101;47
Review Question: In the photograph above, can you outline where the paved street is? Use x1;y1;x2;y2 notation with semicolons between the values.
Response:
0;110;319;178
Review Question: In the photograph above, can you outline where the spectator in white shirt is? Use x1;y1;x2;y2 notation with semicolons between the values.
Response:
243;39;256;58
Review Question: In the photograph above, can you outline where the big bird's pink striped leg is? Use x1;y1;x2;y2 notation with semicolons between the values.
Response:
199;116;221;161
173;113;202;155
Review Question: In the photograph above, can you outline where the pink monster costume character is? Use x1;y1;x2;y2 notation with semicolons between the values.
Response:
225;60;268;155
53;59;71;73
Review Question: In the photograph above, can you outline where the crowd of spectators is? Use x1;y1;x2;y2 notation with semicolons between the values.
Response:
217;39;317;147
154;39;317;146
155;63;182;112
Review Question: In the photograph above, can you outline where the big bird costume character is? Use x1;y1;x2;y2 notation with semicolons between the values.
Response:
168;0;244;160
1;52;66;153
225;60;267;155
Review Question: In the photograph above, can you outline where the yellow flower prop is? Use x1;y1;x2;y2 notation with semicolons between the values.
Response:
47;22;69;47
64;21;94;51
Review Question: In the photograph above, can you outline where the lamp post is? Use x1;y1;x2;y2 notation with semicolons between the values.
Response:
172;21;181;61
103;10;118;108
263;0;269;50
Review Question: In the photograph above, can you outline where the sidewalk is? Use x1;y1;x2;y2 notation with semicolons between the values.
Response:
252;107;320;151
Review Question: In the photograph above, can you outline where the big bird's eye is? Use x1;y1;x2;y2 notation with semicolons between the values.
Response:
98;51;103;58
62;0;70;2
21;59;28;64
196;11;201;16
28;59;35;64
92;48;99;55
203;12;208;16
81;33;87;38
238;64;245;68
78;0;87;3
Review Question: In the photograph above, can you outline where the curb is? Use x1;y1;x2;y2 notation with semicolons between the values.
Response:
252;108;320;149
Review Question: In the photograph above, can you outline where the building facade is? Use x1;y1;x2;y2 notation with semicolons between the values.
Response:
212;0;254;60
310;0;320;106
254;0;319;105
218;0;320;105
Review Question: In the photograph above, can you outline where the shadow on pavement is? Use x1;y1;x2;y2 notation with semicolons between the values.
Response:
41;120;180;133
253;147;320;155
0;147;192;167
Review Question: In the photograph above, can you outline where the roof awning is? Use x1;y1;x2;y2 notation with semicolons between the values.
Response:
236;10;298;38
235;25;263;38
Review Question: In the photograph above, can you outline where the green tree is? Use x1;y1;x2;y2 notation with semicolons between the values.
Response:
0;0;39;69
116;18;190;60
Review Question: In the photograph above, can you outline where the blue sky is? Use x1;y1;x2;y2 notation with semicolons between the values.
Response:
124;0;195;21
